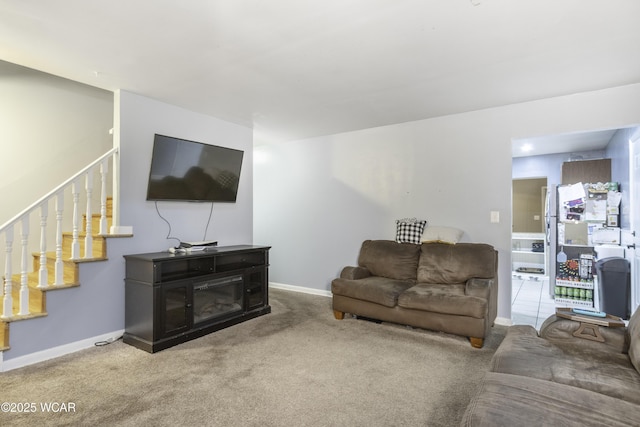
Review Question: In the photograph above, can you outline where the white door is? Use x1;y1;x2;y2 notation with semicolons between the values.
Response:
629;137;640;314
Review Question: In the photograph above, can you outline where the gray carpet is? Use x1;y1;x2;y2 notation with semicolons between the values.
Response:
0;288;506;426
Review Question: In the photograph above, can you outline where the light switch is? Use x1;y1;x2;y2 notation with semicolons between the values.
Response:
490;211;500;223
534;215;540;220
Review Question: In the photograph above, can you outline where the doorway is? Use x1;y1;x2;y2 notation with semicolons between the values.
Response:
511;178;555;328
629;135;640;315
512;125;639;327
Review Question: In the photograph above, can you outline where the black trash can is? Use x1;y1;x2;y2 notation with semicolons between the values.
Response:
594;257;630;319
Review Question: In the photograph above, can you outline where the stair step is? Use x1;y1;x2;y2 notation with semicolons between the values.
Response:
3;269;80;319
30;255;80;285
8;275;47;317
0;322;8;351
81;214;113;235
0;197;128;352
61;233;107;259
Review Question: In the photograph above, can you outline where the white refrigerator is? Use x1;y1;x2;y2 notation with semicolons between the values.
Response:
549;182;623;309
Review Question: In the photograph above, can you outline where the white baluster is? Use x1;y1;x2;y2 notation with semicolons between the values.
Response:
2;226;14;319
84;170;94;258
71;180;80;260
19;217;30;315
99;159;108;235
38;202;48;288
55;192;64;286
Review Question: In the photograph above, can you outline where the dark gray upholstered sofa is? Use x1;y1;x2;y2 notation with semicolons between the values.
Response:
331;240;498;348
461;307;640;426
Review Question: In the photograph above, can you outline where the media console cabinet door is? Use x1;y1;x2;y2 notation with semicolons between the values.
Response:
245;267;268;311
158;282;191;339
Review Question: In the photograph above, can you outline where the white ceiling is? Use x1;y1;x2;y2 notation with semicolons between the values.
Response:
1;1;639;148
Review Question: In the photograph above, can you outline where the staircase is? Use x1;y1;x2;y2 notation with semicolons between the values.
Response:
0;198;131;351
0;148;131;353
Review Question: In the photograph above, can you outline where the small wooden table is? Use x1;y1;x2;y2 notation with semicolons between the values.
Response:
555;308;625;343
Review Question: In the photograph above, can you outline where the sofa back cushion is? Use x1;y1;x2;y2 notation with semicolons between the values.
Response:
417;242;496;284
358;240;421;281
628;306;640;375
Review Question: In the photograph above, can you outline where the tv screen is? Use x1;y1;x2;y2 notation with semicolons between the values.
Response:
146;134;244;202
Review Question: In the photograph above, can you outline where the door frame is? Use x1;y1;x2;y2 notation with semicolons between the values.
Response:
629;136;640;314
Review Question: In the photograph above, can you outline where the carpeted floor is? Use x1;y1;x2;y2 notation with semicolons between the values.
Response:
0;288;506;426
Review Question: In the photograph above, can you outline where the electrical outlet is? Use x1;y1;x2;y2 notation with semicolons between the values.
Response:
490;211;500;223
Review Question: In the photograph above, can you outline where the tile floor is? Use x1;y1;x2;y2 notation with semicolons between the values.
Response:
511;274;557;330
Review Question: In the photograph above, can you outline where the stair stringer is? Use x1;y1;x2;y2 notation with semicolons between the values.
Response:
0;234;133;371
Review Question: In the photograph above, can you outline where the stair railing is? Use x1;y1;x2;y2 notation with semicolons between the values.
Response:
0;147;119;319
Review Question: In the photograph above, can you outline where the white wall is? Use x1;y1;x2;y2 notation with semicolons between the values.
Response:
254;83;640;321
0;60;113;224
117;90;254;254
606;126;640;230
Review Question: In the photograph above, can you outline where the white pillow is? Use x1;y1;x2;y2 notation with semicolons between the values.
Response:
422;226;463;244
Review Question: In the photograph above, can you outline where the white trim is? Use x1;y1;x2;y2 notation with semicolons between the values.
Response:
109;225;133;234
1;329;124;372
494;316;513;326
269;282;332;298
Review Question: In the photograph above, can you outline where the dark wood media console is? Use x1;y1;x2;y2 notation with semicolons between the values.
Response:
123;245;271;353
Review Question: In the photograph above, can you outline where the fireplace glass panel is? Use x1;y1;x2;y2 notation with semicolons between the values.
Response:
193;275;243;325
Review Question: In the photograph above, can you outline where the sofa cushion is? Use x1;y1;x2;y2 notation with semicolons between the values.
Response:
397;283;487;318
331;276;414;308
491;323;640;405
628;306;640;375
357;240;421;281
417;243;496;284
461;372;640;427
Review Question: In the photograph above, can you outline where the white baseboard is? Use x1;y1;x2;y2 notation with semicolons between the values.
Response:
1;329;125;372
494;316;513;326
269;282;332;298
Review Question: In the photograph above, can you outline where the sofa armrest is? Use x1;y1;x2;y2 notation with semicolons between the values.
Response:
465;277;494;300
539;315;628;354
340;266;371;280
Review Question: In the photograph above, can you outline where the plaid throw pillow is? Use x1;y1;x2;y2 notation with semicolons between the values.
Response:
395;218;427;244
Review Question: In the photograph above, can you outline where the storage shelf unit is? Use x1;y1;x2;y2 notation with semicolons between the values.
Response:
554;245;595;309
512;232;546;277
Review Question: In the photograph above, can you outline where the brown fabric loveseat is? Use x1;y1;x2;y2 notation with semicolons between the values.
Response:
331;240;498;348
461;307;640;426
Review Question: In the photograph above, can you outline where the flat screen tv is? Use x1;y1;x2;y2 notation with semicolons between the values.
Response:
146;134;244;202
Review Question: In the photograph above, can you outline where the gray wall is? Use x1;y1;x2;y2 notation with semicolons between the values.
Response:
116;90;254;253
254;83;640;322
3;90;253;363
